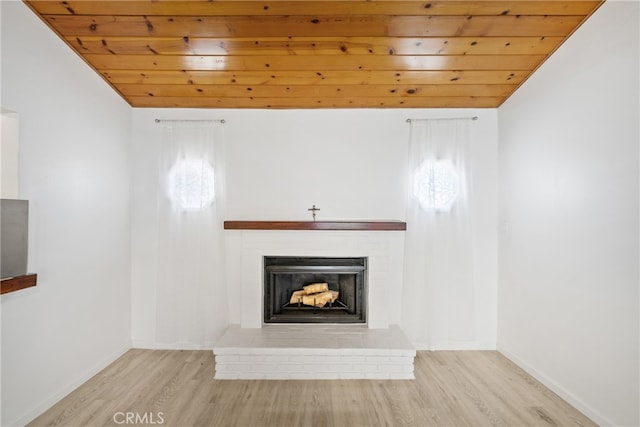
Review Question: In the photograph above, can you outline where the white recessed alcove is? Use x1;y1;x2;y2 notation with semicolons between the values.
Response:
1;108;20;199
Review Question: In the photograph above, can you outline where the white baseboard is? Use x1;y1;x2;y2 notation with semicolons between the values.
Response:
10;343;132;427
131;339;156;349
497;342;613;427
131;340;213;350
413;341;497;351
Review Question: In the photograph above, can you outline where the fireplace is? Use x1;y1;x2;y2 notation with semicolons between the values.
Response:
264;256;367;324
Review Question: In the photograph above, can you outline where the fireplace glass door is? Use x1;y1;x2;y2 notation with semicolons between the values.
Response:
264;256;367;324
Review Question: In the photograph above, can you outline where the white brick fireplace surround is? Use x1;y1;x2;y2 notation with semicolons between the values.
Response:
215;228;416;379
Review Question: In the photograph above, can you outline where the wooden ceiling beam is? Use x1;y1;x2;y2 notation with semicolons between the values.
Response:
27;1;602;17
101;70;528;86
66;36;564;56
86;54;545;71
127;95;504;108
41;15;584;38
117;83;516;98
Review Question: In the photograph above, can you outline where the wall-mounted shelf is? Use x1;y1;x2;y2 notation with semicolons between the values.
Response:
1;273;37;295
224;221;406;231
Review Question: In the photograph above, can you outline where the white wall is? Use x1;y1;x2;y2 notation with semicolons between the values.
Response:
2;0;635;423
130;108;498;350
0;2;132;425
497;2;639;425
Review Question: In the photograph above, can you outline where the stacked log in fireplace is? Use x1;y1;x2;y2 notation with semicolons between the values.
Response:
289;282;339;307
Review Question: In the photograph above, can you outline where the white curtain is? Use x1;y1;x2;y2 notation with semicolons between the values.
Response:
155;120;227;348
402;118;476;349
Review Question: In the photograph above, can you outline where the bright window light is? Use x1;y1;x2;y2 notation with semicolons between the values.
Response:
413;159;459;212
168;158;215;210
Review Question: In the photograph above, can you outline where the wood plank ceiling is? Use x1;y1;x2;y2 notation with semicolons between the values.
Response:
25;1;604;109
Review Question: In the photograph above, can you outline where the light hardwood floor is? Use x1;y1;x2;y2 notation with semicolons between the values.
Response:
28;350;596;427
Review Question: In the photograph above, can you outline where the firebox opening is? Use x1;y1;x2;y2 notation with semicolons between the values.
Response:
263;256;367;324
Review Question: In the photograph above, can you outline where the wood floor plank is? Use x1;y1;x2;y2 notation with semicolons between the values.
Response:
27;350;597;427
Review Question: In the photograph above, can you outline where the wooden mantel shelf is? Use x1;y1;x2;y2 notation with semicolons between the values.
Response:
224;221;406;231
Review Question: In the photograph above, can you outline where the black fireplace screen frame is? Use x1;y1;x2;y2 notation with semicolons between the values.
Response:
263;256;367;324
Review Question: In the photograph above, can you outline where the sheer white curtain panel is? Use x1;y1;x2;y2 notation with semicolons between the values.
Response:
155;120;227;348
402;118;476;349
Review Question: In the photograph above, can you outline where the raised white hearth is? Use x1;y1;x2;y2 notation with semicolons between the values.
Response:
213;324;416;380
